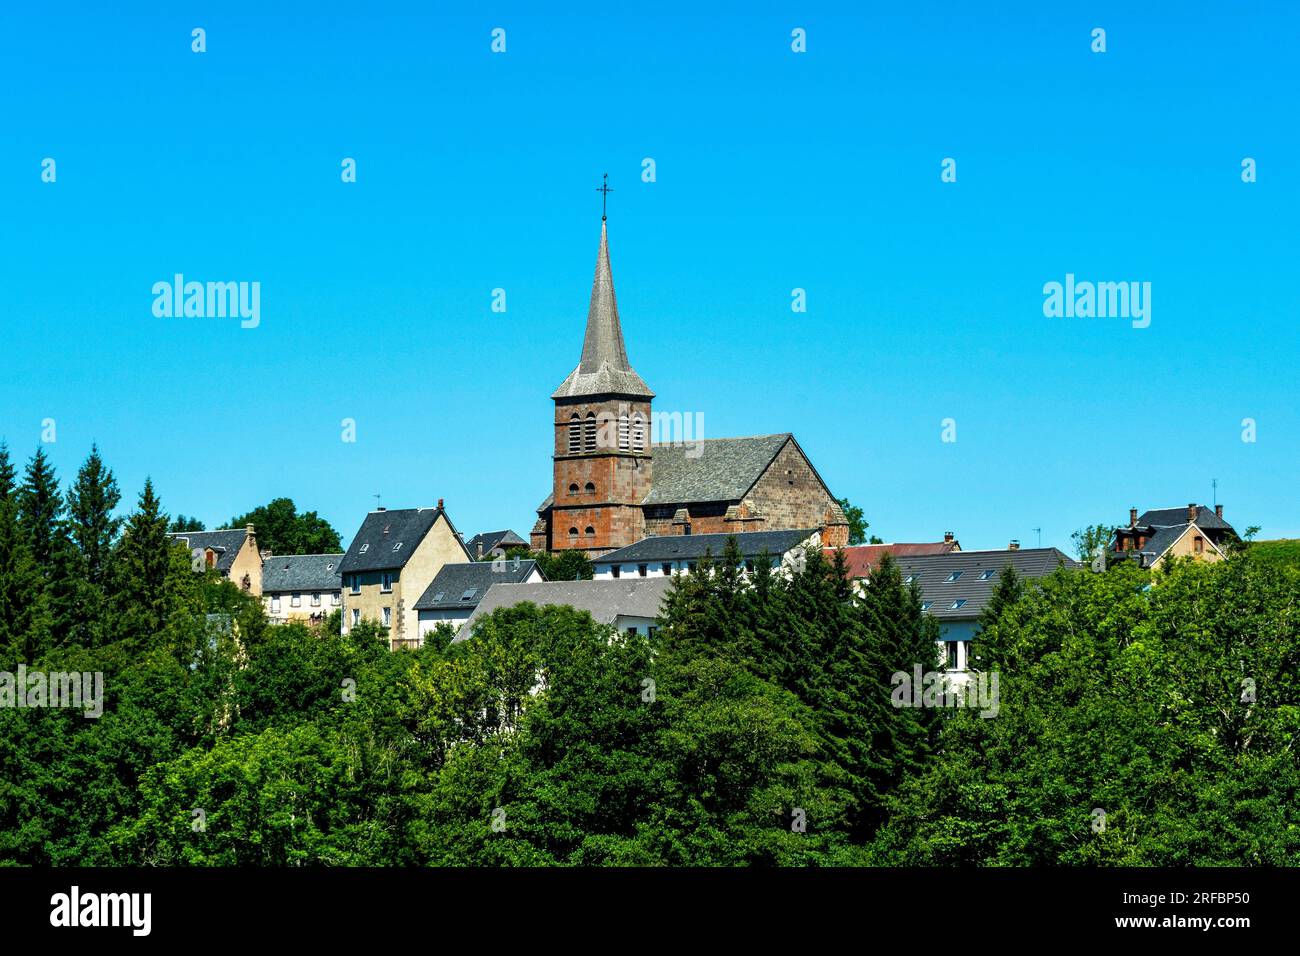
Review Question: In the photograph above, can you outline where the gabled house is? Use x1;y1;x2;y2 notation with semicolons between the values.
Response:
459;576;675;641
846;546;1080;675
464;530;529;560
413;558;544;642
168;524;264;595
338;501;471;649
1111;503;1237;568
262;553;344;624
591;528;820;580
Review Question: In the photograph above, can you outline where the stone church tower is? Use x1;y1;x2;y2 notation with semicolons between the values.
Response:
540;218;654;556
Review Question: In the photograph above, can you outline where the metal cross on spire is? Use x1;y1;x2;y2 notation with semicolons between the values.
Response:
596;173;613;221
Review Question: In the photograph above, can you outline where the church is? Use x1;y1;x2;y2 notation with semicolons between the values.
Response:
531;212;848;557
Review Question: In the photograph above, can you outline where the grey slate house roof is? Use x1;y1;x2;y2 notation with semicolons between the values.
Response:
1138;506;1232;533
262;554;344;593
459;576;674;640
1111;504;1237;567
413;559;541;611
552;220;654;400
167;529;248;574
595;528;818;565
338;507;448;575
892;548;1080;623
465;530;528;558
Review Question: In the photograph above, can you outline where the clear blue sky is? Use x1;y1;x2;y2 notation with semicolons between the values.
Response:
2;1;1296;551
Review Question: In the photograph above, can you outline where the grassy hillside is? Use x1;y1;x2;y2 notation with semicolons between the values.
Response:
1248;538;1300;570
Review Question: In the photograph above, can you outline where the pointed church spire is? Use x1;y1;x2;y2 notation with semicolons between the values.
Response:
552;217;654;399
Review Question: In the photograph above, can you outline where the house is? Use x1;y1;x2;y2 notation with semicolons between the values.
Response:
413;558;544;642
262;553;344;624
464;530;529;560
826;534;960;578
338;501;471;649
591;528;820;580
852;547;1080;675
1111;503;1237;568
459;576;675;640
168;524;265;595
530;216;848;556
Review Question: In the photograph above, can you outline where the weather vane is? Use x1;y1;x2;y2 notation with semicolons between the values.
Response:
596;173;613;221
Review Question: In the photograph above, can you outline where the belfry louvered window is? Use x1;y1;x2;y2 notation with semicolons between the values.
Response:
568;414;581;454
584;412;597;452
618;411;630;449
631;414;645;451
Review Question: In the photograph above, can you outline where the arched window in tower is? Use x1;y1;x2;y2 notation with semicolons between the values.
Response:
568;483;579;497
585;526;595;541
631;414;645;452
584;481;596;496
568;414;581;454
584;412;597;452
618;410;630;450
568;527;579;545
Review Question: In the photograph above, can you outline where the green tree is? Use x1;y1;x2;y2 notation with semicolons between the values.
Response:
1071;523;1113;562
837;496;881;545
169;515;205;533
228;497;340;555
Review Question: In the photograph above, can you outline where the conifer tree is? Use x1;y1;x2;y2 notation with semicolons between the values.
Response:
17;447;64;568
111;478;175;649
66;444;122;588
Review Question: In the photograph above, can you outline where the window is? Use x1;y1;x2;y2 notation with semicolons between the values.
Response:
951;599;967;609
611;566;621;578
569;527;579;544
688;562;697;572
311;592;321;607
359;543;369;553
904;575;916;585
638;564;648;577
584;482;595;496
349;575;360;595
626;626;639;637
631;415;645;451
662;563;672;575
745;560;755;573
381;572;394;593
291;592;301;608
648;626;659;639
432;592;445;603
584;412;597;452
461;588;477;601
1194;535;1204;554
945;571;963;583
585;526;595;541
979;569;995;581
568;413;581;454
382;607;391;627
921;601;933;611
568;483;579;496
271;596;281;613
618;411;629;449
947;642;959;670
392;541;403;553
331;592;341;606
351;608;360;626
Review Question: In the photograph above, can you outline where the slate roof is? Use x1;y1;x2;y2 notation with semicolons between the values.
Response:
642;434;792;506
552;220;654;400
1137;505;1233;533
466;530;528;557
595;528;818;565
892;548;1080;622
339;508;458;574
459;576;674;639
167;529;248;574
262;554;344;593
413;559;541;611
830;542;960;579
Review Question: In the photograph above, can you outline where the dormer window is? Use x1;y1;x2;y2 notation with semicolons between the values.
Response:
359;543;369;554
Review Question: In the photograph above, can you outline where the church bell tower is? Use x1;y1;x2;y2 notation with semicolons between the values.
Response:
544;207;654;556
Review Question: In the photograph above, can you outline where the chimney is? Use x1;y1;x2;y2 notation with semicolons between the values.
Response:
476;541;484;560
1188;503;1198;523
1008;539;1020;551
943;531;954;544
438;498;444;510
260;548;272;560
1129;507;1138;527
1215;504;1224;519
